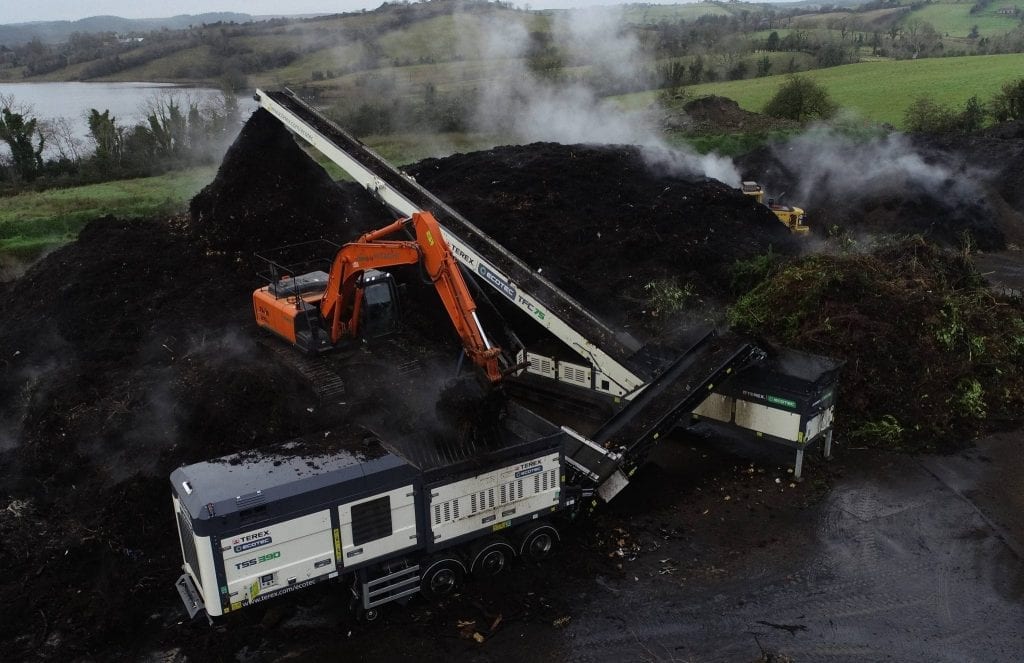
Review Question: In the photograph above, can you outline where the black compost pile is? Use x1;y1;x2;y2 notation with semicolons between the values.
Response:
1;107;1022;660
674;95;799;134
735;130;1021;251
0;113;399;660
190;108;386;253
409;142;799;325
921;120;1024;247
0;214;335;659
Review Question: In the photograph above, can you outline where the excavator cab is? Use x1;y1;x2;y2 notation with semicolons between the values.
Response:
254;265;401;351
254;241;402;353
359;269;400;338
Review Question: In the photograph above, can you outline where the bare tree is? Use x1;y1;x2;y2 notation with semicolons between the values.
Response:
41;116;84;163
0;92;34;116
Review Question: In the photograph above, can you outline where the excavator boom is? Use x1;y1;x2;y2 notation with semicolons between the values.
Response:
407;211;504;382
254;211;504;382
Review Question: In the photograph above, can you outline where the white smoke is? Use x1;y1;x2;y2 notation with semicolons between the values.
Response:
552;6;646;86
775;125;986;203
466;7;740;186
643;145;744;189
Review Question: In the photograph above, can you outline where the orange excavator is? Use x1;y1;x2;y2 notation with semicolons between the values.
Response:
253;210;505;382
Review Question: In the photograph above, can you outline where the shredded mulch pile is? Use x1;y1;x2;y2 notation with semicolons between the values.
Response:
729;236;1024;451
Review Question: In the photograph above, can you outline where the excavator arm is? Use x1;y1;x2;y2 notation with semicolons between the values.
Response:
324;211;503;381
259;211;504;382
405;211;504;383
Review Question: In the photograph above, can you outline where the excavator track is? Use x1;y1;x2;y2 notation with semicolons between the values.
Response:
259;338;347;402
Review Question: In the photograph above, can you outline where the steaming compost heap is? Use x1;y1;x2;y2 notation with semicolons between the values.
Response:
408;143;799;325
190;108;384;253
0;108;1022;659
734;123;1024;251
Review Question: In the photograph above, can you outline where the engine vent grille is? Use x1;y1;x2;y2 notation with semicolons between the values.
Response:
177;508;203;593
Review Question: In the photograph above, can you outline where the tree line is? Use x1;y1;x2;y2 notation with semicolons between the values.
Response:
0;92;240;190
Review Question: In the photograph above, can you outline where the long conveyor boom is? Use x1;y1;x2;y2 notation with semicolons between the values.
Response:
249;90;837;507
255;88;647;397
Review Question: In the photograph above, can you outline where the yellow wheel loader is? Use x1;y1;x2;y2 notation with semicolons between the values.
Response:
741;181;809;235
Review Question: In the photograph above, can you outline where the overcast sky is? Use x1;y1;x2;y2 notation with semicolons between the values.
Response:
1;0;712;25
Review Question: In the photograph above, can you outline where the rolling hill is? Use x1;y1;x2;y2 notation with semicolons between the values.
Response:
617;53;1024;127
0;14;266;46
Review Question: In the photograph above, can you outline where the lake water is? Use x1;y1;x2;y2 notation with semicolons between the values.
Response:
0;81;255;154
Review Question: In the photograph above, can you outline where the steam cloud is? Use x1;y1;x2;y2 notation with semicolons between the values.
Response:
463;7;741;186
773;125;987;204
0;349;69;452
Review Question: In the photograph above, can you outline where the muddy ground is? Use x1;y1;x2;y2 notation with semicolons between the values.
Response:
340;429;1024;662
1;108;1023;661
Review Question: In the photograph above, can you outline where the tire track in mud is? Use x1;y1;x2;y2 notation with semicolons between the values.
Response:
917;455;1024;561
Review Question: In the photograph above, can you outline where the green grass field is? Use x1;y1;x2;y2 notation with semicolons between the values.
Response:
619;3;732;23
105;45;218;83
908;1;1024;38
0;128;513;268
777;2;1024;43
376;13;484;64
0;167;214;260
617;53;1024;127
250;42;368;88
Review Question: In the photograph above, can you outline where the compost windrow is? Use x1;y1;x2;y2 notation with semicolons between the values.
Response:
408;142;799;327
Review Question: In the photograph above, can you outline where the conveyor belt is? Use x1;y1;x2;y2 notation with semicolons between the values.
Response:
259;89;648;392
561;330;761;499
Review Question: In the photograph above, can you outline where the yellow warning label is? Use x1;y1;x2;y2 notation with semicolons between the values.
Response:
333;528;342;562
